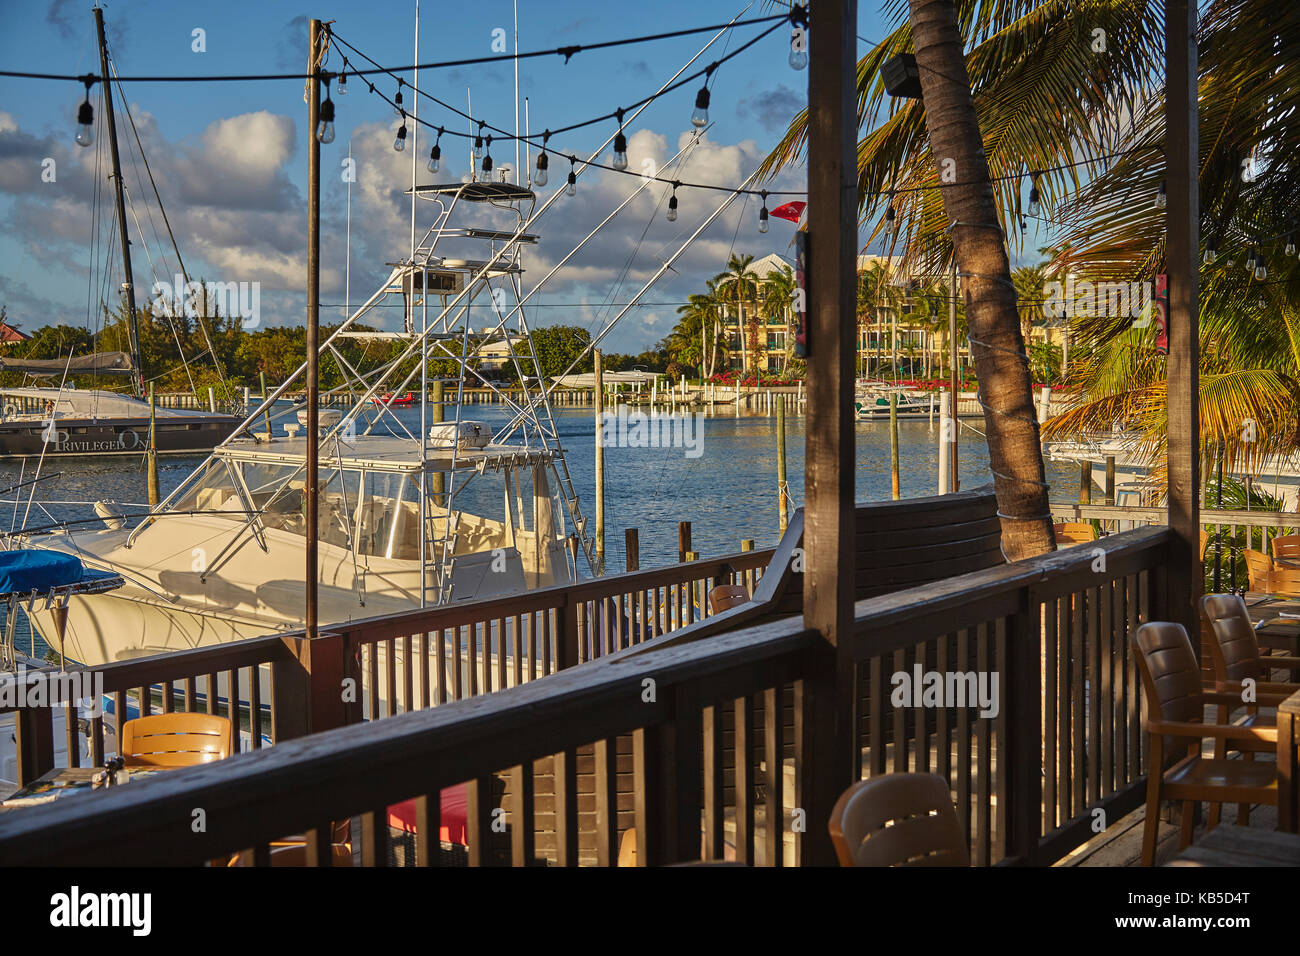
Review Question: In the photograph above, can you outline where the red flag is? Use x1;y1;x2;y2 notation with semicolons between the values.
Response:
770;200;806;223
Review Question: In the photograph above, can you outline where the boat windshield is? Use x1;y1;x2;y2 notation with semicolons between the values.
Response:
170;457;546;561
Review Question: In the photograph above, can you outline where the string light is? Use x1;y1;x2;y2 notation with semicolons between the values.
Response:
336;67;347;95
473;122;485;164
428;127;443;173
1027;172;1041;217
75;76;94;148
789;28;809;70
667;182;679;222
394;114;407;151
612;109;628;171
1154;180;1167;209
481;136;494;176
1255;248;1268;281
1246;246;1258;271
1287;234;1297;257
759;191;769;233
692;68;712;127
566;156;577;197
1203;240;1216;265
535;133;549;187
316;76;336;144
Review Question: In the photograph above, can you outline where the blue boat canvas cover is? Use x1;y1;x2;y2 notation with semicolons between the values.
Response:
0;548;119;596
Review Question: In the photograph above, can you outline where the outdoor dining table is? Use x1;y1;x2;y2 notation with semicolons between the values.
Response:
1;765;173;810
1166;824;1300;866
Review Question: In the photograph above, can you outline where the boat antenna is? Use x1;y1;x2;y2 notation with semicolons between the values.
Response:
409;0;419;266
94;5;145;399
514;0;520;183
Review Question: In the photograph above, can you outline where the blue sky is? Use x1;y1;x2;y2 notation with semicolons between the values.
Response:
0;1;896;353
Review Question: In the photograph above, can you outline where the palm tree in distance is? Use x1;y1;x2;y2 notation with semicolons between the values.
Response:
716;253;760;375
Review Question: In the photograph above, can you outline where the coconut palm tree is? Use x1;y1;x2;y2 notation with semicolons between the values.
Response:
716;253;761;374
672;285;724;378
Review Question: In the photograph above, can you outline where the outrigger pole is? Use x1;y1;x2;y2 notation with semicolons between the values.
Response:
94;6;145;399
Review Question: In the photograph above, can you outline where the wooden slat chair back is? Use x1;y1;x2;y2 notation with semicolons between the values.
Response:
1053;521;1097;546
1271;534;1300;564
1131;622;1280;865
708;584;750;615
1201;593;1271;686
1258;568;1300;596
828;773;969;867
1243;549;1274;591
120;713;234;767
1200;592;1300;691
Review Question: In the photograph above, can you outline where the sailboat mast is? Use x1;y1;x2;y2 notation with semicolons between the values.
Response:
94;6;145;399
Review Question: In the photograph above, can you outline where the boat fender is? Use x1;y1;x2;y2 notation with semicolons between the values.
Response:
93;500;127;531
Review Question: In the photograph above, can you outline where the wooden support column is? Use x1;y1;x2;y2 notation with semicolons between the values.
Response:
800;0;858;867
1165;0;1201;641
305;18;322;641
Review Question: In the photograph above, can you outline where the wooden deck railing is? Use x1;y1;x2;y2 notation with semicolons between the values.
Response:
0;525;1172;866
1;547;774;786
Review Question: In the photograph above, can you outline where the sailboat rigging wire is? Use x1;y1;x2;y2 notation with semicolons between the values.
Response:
110;59;230;394
121;184;199;396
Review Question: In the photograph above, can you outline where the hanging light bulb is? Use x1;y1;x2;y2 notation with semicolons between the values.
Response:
473;123;485;164
336;68;347;96
789;20;809;71
1246;246;1257;271
1027;173;1041;217
1203;241;1216;266
481;136;494;176
428;128;443;173
692;85;710;127
1255;252;1267;281
612;111;629;171
1154;180;1167;209
566;158;577;197
393;119;407;152
1287;234;1297;257
316;79;335;144
667;184;679;222
534;135;549;187
758;194;769;234
75;77;94;148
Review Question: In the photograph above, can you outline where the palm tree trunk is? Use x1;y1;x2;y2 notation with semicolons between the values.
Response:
908;0;1054;559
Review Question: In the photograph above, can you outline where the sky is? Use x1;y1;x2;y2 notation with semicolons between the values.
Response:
0;0;897;354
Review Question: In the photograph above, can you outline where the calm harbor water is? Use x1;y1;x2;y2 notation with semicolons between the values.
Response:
3;402;1081;660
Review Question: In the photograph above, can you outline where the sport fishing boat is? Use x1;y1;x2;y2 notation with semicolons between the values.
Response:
17;178;597;683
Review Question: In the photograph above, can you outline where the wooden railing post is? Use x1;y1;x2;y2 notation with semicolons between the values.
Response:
271;630;349;742
1005;590;1044;864
558;594;579;670
15;695;55;786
